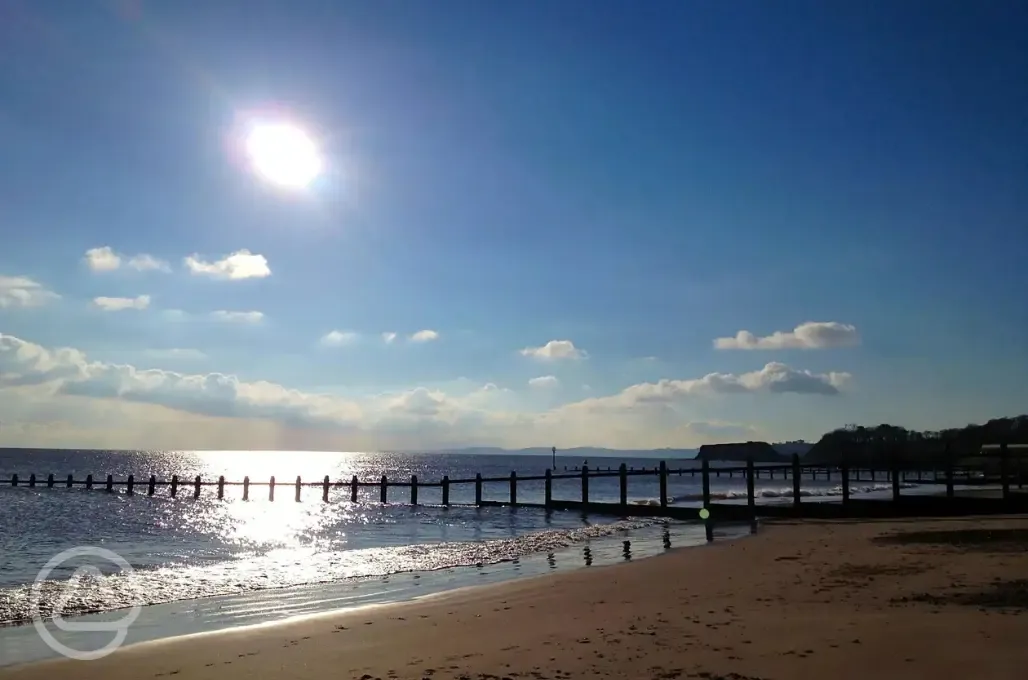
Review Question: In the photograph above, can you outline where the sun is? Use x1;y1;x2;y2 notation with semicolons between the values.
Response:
245;122;323;189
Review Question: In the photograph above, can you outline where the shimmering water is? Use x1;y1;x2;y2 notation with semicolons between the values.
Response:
0;447;924;659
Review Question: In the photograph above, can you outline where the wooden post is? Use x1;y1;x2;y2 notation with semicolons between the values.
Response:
11;474;17;487
295;476;303;503
619;463;628;507
127;475;134;495
510;471;517;505
442;475;450;506
66;474;73;489
701;458;713;542
218;476;225;500
86;474;94;490
410;475;418;505
29;474;36;488
841;459;850;509
380;475;387;504
944;443;954;498
323;476;331;503
792;454;801;507
48;474;54;488
1000;442;1010;500
475;473;483;505
194;475;201;499
269;476;275;502
701;458;711;508
746;458;756;533
581;464;589;504
243;476;250;501
891;454;900;502
171;475;178;497
350;475;358;503
659;461;668;509
544;469;552;507
149;475;156;496
106;474;114;492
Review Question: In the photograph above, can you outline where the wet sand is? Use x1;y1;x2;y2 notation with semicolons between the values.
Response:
3;516;1027;680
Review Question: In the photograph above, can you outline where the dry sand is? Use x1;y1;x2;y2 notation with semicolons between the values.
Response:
4;516;1028;680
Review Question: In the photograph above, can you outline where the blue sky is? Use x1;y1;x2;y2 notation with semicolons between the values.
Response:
0;0;1025;451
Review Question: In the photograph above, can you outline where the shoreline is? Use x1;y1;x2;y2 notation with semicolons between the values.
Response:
0;519;750;667
4;516;1027;679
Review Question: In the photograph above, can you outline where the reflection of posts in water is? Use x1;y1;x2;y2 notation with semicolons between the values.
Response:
622;540;632;561
547;553;556;569
662;528;672;550
583;546;593;566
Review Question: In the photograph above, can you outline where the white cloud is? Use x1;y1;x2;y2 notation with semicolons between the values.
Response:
528;375;560;389
321;330;359;347
126;254;171;272
382;332;397;344
92;295;151;311
410;329;439;343
84;247;169;273
520;339;586;360
0;333;363;427
83;247;121;272
210;310;264;324
0;276;60;308
715;322;860;350
0;332;853;451
184;249;271;280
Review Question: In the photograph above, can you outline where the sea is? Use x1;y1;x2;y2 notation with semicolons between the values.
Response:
0;448;931;666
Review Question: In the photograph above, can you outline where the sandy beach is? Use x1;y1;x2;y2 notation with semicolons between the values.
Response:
4;516;1027;680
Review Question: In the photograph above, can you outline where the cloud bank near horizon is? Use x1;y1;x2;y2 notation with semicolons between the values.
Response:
0;332;851;451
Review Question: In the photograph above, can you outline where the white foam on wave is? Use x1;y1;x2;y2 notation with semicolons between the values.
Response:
632;482;920;506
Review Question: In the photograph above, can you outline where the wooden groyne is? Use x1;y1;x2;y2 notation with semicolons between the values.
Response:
4;447;1026;539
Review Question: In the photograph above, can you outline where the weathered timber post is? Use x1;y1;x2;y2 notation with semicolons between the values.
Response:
544;469;552;507
269;476;275;502
442;475;450;506
510;471;517;505
475;473;483;505
380;475;387;504
66;474;73;489
841;458;850;510
127;475;134;495
107;474;114;492
29;474;36;488
323;476;331;503
1000;442;1010;500
792;454;801;508
217;476;225;500
701;458;713;542
746;458;756;533
243;476;250;501
891;453;900;502
86;474;94;490
410;475;418;505
350;475;358;503
194;476;201;499
619;463;628;507
581;464;589;504
659;461;668;509
11;474;17;487
295;476;303;503
149;475;156;496
944;443;954;498
171;475;178;497
47;474;54;488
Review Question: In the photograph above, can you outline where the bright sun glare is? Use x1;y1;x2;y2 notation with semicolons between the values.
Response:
245;123;323;189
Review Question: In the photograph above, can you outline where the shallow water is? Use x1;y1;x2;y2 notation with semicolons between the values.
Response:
0;448;942;665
